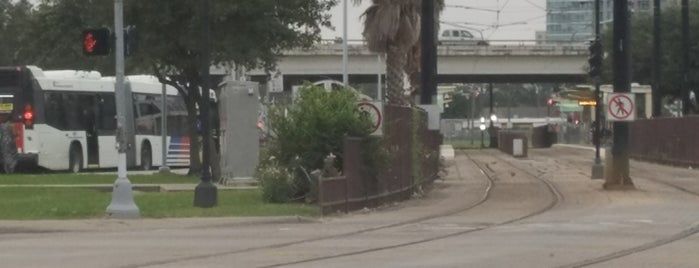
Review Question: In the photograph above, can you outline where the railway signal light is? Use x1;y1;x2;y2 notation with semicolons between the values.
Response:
82;28;111;56
588;39;603;78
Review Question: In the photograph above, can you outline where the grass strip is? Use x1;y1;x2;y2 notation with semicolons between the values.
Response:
0;187;317;220
0;173;197;185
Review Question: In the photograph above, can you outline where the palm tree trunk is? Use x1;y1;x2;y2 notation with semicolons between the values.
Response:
386;44;407;106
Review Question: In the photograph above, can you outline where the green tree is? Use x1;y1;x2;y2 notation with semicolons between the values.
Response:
600;4;699;103
127;0;335;175
352;0;437;105
9;0;336;175
0;0;34;65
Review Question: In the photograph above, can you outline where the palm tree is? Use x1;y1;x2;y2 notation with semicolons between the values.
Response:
353;0;444;106
405;0;444;104
353;0;420;106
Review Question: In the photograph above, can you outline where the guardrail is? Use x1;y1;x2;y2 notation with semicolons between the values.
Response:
289;39;588;56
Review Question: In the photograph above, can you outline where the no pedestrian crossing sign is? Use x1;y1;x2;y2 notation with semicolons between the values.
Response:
606;93;635;121
357;101;383;136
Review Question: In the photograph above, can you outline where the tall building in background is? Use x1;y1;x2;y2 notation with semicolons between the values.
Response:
546;0;661;43
546;0;595;42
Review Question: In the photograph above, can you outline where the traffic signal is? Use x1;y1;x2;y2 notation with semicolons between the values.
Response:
82;28;111;56
588;39;603;78
124;26;137;56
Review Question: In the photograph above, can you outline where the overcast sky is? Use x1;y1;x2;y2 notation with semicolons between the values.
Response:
322;0;548;41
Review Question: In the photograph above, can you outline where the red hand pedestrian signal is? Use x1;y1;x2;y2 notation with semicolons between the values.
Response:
82;28;111;56
83;33;97;53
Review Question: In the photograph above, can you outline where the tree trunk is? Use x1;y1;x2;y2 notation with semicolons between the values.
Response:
405;44;422;104
386;44;407;106
185;99;202;176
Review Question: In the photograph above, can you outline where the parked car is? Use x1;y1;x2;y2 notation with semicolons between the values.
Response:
438;29;489;46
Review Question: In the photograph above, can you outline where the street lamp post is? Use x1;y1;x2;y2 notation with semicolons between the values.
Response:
489;113;498;148
479;119;486;148
193;0;218;207
591;0;604;179
342;0;348;86
106;0;139;218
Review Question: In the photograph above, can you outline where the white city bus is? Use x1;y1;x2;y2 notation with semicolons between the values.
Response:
0;66;191;172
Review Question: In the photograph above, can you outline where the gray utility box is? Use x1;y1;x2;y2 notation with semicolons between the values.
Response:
219;81;260;180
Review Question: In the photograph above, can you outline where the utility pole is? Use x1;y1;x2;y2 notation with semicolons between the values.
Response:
605;0;634;189
681;0;690;115
652;0;662;117
342;0;349;86
421;0;437;105
194;0;218;207
591;0;604;179
106;0;139;218
488;83;497;148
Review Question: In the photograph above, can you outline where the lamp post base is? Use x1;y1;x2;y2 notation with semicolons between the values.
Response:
194;180;218;208
591;162;604;179
106;177;140;219
158;166;171;174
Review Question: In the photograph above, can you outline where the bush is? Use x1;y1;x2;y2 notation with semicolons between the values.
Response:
263;84;374;200
255;158;293;203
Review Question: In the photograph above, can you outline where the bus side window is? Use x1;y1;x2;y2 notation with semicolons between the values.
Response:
97;94;116;133
44;93;67;130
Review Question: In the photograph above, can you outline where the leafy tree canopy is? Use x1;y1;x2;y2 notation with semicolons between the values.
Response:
600;4;699;98
3;0;337;175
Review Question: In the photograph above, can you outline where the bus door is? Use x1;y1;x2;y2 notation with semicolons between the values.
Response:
76;94;100;166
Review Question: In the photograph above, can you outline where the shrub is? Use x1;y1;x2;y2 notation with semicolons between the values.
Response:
255;158;293;203
263;83;375;200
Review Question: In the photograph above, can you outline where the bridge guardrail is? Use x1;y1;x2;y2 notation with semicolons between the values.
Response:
290;39;588;56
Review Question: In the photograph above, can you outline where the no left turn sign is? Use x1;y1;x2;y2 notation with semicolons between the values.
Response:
606;93;635;121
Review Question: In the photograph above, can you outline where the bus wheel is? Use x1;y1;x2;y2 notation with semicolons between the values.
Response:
69;145;82;173
141;144;152;170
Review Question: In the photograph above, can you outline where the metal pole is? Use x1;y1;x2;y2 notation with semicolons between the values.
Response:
194;0;218;207
106;0;139;218
652;0;661;117
159;83;170;173
377;54;382;101
342;0;349;86
681;0;690;115
605;0;633;189
591;0;604;179
421;0;437;105
488;83;497;148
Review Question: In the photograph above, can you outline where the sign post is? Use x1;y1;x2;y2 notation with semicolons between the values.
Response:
606;0;635;189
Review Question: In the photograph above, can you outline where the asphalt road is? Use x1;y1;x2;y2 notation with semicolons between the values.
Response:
1;147;698;268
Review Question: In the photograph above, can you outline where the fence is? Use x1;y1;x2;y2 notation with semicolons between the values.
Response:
318;105;442;215
629;116;699;167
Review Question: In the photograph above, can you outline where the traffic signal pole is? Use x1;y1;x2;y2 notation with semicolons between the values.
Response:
605;0;634;189
591;0;603;179
106;0;140;218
